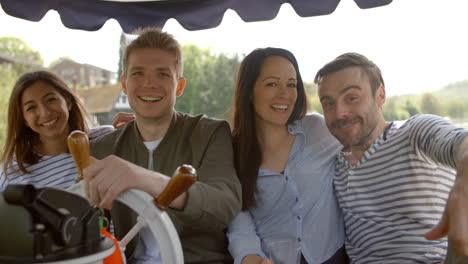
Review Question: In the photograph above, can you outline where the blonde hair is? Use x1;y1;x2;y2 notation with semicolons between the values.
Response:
122;28;183;78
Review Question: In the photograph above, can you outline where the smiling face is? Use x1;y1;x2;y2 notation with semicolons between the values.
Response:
252;56;298;129
121;48;186;124
21;81;71;144
318;66;386;148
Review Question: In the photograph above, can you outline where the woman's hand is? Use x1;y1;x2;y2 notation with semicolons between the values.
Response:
241;255;273;264
112;112;135;128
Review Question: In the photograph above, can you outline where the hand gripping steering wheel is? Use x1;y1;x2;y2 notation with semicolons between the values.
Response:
64;130;197;264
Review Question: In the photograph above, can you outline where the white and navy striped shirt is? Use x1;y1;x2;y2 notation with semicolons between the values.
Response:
0;126;114;191
335;114;468;264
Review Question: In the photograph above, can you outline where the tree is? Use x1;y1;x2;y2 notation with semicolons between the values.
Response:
0;67;18;149
177;45;209;115
0;37;43;75
383;97;410;121
175;45;241;120
308;96;323;114
48;56;74;68
202;52;241;120
404;99;420;117
304;82;317;97
446;99;467;119
420;93;443;116
304;82;323;114
117;32;128;81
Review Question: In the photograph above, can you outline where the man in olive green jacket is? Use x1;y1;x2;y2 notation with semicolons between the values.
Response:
85;28;241;264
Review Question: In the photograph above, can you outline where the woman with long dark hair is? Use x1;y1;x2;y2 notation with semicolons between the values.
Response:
0;70;112;190
228;48;348;264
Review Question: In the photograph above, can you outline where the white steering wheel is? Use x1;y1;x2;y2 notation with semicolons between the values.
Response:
50;182;184;264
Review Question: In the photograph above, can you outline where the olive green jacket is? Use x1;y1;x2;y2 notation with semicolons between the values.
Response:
90;112;242;263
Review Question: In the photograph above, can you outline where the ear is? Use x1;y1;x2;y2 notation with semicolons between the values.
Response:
120;75;128;95
376;84;386;109
176;78;186;97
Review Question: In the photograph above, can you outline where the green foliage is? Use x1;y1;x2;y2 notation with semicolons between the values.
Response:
446;99;467;119
117;32;127;81
0;37;43;64
304;82;317;97
0;66;17;150
0;37;43;75
48;56;74;68
381;84;468;124
308;96;323;115
435;80;468;101
404;99;420;116
383;97;410;121
175;45;241;120
304;82;322;114
420;93;444;116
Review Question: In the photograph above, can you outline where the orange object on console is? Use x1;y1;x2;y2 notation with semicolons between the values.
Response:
101;228;124;264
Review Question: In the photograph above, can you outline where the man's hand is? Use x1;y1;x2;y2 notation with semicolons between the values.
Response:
241;254;273;264
112;112;135;129
426;156;468;256
83;155;167;209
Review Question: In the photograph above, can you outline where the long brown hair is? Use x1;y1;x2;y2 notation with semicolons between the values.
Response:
232;48;307;210
1;70;89;176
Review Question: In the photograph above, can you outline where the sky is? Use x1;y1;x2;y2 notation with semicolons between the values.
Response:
1;0;468;96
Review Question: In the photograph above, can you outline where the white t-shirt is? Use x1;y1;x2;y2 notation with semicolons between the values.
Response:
143;139;162;170
133;139;163;264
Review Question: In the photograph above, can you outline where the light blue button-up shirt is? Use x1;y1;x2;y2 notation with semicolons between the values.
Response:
227;114;345;264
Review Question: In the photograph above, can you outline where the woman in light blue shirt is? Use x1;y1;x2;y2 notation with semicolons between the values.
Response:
228;48;347;264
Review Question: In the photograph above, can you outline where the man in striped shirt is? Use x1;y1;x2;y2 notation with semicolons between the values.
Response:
314;52;468;264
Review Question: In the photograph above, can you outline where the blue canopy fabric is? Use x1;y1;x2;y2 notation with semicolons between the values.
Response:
0;0;392;33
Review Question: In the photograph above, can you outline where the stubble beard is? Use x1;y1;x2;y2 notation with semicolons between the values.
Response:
331;116;377;150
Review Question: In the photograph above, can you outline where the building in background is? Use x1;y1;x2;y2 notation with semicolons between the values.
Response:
49;58;117;90
77;84;132;126
48;58;126;125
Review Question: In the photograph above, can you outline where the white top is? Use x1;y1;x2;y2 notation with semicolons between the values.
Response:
0;126;114;191
143;139;162;170
132;139;164;264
